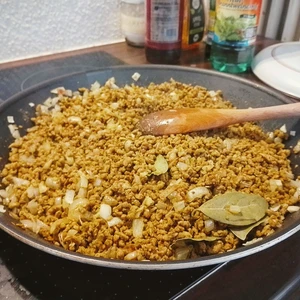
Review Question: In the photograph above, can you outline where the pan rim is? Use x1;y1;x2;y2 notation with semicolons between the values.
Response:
0;64;299;270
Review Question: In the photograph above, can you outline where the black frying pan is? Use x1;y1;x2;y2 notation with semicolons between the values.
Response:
0;65;299;270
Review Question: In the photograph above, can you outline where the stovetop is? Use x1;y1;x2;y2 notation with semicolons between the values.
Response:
0;50;300;300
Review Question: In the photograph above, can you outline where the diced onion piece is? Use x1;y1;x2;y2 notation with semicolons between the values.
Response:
102;195;118;207
174;246;192;260
26;186;39;199
270;204;281;212
293;188;300;199
45;177;60;189
132;72;141;81
0;189;8;199
293;140;300;153
187;187;210;202
156;201;168;210
68;198;88;221
169;91;179;101
7;116;15;123
94;178;102;187
105;77;119;89
64;189;75;206
35;219;50;233
290;131;296;136
132;218;144;238
173;200;185;212
204;219;215;232
110;102;119;110
279;124;287;133
290;180;300;188
176;162;189;171
228;205;241;214
143;196;154;207
91;81;101;91
68;116;82;124
153;155;168;175
270;179;282;192
0;205;6;213
43;159;53;170
208;91;217;97
274;137;282;144
107;217;122;227
29;102;35;107
78;171;88;189
12;177;29;186
20;154;35;164
96;203;112;220
27;200;39;215
55;197;62;206
124;140;132;151
287;206;300;213
51;87;65;95
20;219;49;234
133;174;141;185
223;138;237;150
124;251;138;260
8;124;20;139
77;187;87;198
20;219;35;231
67;229;78;236
39;182;48;194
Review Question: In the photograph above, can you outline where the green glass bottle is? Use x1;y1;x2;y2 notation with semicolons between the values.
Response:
210;0;262;73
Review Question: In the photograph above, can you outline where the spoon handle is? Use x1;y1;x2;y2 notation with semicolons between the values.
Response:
140;102;300;135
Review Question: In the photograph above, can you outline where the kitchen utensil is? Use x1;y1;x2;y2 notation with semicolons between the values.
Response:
139;102;300;135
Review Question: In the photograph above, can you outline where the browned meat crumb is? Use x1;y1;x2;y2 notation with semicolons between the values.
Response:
0;79;299;261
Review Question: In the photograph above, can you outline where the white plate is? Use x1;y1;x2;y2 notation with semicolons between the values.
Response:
252;42;300;99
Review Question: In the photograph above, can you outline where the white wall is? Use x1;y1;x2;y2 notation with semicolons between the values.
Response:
0;0;124;63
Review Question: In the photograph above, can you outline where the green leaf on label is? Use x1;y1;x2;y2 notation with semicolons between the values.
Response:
153;154;169;175
230;216;268;241
199;191;268;226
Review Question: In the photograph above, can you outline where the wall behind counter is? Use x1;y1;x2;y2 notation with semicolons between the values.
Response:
0;0;124;64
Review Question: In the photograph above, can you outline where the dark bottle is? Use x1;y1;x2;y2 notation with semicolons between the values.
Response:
145;0;184;64
181;0;206;50
205;0;216;58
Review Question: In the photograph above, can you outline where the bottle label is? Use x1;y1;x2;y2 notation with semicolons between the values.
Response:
206;0;216;44
213;0;262;47
148;0;181;43
187;0;205;44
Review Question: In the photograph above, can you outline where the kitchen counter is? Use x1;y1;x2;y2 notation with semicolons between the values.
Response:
0;37;300;300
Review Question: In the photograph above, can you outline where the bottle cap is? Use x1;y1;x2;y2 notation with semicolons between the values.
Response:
121;0;144;3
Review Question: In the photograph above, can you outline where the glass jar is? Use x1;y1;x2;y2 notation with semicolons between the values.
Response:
120;0;145;47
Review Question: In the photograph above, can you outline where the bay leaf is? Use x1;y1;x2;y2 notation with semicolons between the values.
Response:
171;236;220;249
171;237;221;260
153;154;168;175
199;191;268;226
230;216;268;240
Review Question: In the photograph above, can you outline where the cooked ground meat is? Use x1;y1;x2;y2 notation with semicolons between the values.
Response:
0;78;299;261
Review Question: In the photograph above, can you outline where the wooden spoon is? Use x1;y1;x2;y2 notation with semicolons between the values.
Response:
139;102;300;135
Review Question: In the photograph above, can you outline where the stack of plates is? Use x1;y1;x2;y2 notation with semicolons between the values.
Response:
252;42;300;99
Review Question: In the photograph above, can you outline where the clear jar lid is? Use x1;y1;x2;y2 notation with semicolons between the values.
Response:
121;0;144;4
